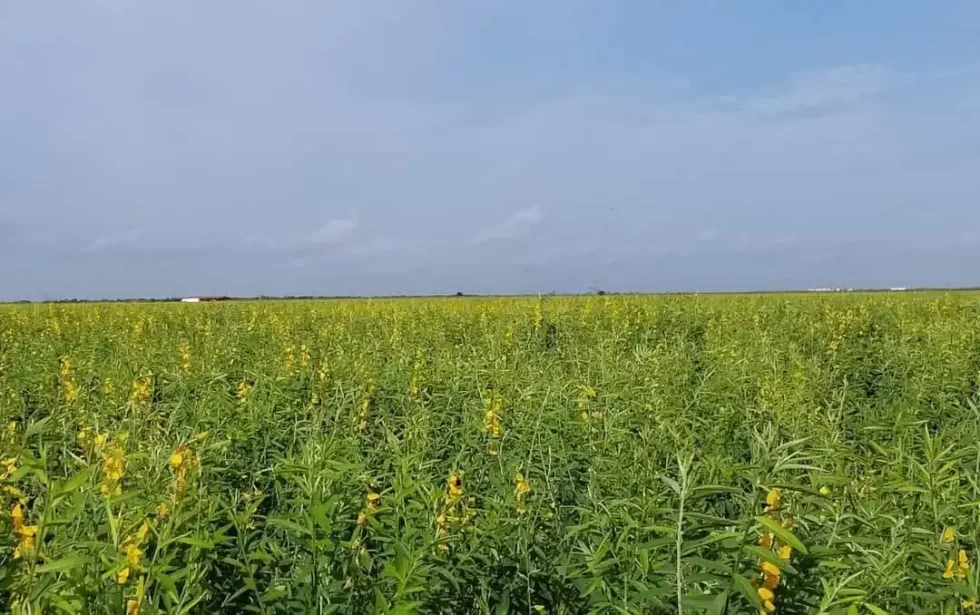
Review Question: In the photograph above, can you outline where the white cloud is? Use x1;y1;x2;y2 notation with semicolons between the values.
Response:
472;207;543;244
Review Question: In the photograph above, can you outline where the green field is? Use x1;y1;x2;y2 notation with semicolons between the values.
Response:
1;294;978;614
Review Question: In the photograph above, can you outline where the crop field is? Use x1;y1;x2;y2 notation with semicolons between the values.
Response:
1;294;979;614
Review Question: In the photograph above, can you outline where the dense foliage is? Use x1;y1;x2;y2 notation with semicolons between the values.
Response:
1;294;978;614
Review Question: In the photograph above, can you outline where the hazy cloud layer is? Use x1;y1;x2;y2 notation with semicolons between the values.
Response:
2;1;979;299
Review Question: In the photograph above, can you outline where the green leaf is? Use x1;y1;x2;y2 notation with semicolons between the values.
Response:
54;467;92;497
23;417;52;440
731;574;763;610
661;475;682;495
682;593;723;611
260;587;288;603
494;587;511;615
36;555;86;574
177;537;214;549
743;545;799;575
689;485;745;500
864;604;890;615
267;517;314;536
707;591;729;615
755;516;809;555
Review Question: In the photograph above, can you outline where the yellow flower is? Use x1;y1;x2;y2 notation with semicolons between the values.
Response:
16;524;37;538
760;561;781;578
944;558;956;579
764;489;781;512
759;534;773;549
960;549;970;579
778;544;792;560
445;473;464;504
515;472;531;513
236;380;252;402
117;521;150;583
963;597;976;611
13;536;35;559
124;543;143;569
130;377;152;405
156;503;171;519
819;486;830;496
101;442;126;497
757;585;777;612
11;504;37;560
515;473;531;496
1;457;17;480
169;452;184;469
942;526;956;544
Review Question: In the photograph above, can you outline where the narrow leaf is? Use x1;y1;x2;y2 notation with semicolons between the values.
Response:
755;516;808;555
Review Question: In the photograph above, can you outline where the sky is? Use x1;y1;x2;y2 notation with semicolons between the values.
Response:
2;1;979;300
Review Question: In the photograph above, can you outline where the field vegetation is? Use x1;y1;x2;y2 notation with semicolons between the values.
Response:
1;294;979;613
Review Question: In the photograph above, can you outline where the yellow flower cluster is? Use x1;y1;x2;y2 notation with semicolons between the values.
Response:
1;456;16;482
169;443;196;502
484;392;502;456
130;376;152;405
2;457;24;503
578;385;603;421
117;521;149;585
754;489;793;614
408;356;424;406
514;472;531;514
356;487;381;526
77;425;107;457
944;549;970;581
436;472;475;552
178;341;192;372
942;526;956;545
359;378;375;433
60;357;80;404
10;503;37;559
940;525;972;590
101;440;127;497
236;380;252;403
3;421;16;447
127;577;147;615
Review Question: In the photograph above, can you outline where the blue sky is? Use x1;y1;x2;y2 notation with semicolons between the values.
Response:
2;1;979;299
